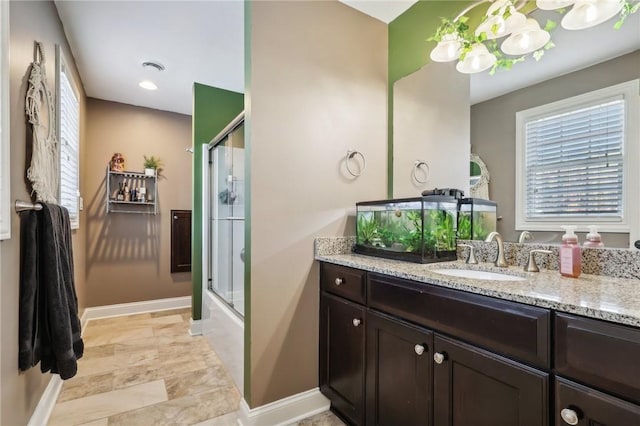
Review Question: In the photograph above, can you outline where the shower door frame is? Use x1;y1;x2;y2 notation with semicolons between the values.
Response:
202;111;245;319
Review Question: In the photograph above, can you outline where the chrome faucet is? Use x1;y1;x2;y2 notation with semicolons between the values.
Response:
485;231;508;267
518;230;533;243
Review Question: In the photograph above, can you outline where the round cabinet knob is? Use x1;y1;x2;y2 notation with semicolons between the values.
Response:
434;352;446;364
560;408;579;425
352;318;361;327
414;344;425;355
335;278;343;286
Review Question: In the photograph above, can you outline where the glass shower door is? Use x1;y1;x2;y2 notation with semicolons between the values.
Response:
209;124;244;316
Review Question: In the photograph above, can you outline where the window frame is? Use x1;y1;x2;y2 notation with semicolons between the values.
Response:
515;79;640;237
56;45;81;229
0;0;10;240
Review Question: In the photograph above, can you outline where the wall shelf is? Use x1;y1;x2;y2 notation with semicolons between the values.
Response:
106;165;158;214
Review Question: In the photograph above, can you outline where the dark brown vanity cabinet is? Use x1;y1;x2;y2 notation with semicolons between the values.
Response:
319;262;640;425
555;377;640;425
366;311;433;426
433;335;548;426
320;292;366;426
554;314;640;425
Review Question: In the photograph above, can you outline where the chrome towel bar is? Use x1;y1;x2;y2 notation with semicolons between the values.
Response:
15;200;43;212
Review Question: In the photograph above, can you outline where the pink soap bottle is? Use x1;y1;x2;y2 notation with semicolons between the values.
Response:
583;225;604;248
559;226;581;278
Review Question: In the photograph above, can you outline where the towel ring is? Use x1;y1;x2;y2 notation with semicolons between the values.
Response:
345;149;366;177
412;160;430;184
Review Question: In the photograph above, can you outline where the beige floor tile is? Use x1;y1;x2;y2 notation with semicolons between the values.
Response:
164;365;234;400
297;410;346;426
112;363;163;390
58;372;114;403
107;385;240;426
152;321;190;337
49;380;168;426
83;326;155;347
75;354;121;378
192;411;238;426
76;417;109;426
149;308;191;318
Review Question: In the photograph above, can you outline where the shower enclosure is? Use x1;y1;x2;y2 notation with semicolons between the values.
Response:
201;112;245;394
208;117;245;317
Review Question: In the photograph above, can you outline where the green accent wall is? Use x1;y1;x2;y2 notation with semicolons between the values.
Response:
192;83;244;321
243;0;253;407
387;0;474;195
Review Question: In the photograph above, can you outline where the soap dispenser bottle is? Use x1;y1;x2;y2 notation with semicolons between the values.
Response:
560;226;581;278
583;225;604;248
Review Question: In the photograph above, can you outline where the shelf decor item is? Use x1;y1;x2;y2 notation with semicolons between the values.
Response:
143;155;163;177
110;153;125;172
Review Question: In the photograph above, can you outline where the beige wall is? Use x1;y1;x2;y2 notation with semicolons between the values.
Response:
393;61;470;198
1;1;87;424
471;51;640;247
247;1;387;407
84;98;192;307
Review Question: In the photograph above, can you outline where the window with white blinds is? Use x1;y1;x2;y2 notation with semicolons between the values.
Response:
516;80;640;232
57;48;80;229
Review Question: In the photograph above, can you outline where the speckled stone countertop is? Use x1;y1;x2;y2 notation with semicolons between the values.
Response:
315;249;640;328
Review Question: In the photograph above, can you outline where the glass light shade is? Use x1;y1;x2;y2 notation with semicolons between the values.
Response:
430;33;462;62
561;0;623;30
501;18;551;55
456;43;497;74
475;2;527;39
536;0;576;10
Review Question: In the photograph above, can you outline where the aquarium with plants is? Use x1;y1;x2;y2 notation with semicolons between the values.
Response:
354;195;459;264
457;198;497;241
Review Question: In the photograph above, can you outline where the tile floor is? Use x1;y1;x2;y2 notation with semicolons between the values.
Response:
49;308;344;426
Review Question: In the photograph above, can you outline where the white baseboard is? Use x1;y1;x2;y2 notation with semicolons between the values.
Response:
237;388;330;426
27;374;63;426
189;318;202;336
80;296;191;330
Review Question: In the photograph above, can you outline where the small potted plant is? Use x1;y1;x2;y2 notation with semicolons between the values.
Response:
143;155;163;177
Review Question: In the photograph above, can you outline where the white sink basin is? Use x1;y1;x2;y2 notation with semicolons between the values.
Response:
431;268;526;282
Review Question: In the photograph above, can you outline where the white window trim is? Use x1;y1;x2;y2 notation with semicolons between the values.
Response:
0;1;10;240
515;79;640;240
56;45;81;229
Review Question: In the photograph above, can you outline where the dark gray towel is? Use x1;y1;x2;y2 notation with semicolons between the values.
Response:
19;203;83;380
19;210;41;371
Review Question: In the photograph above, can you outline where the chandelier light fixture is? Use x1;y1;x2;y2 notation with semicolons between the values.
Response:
429;0;640;75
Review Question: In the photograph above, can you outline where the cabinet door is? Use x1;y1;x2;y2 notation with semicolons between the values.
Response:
320;293;366;425
171;210;192;273
366;311;433;426
433;335;549;426
556;377;640;426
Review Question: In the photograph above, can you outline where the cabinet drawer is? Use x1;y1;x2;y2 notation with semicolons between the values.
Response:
555;377;640;425
367;273;550;368
321;263;366;305
555;313;640;404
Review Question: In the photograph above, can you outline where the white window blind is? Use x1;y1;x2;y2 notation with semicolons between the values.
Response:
58;50;80;229
515;79;640;235
525;98;624;219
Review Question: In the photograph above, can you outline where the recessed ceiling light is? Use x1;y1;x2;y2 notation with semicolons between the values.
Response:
139;80;158;90
142;61;165;71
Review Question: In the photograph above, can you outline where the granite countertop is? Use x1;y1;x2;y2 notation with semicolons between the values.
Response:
316;252;640;328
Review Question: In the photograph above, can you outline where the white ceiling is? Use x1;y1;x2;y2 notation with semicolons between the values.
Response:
54;1;639;116
54;0;245;116
339;0;417;24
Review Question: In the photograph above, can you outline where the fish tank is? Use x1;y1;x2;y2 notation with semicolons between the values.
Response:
354;193;460;264
457;198;497;241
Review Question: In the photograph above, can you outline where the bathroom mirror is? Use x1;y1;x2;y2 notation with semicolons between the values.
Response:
393;10;640;247
469;153;489;199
